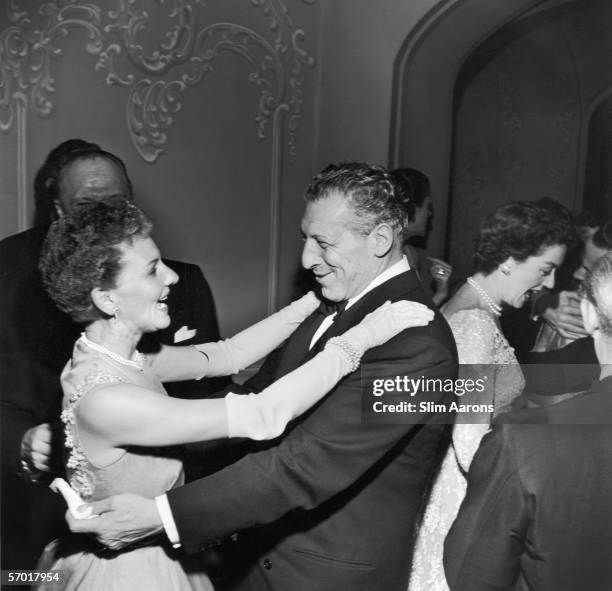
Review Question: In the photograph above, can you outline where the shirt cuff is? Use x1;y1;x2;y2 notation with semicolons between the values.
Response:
155;494;181;548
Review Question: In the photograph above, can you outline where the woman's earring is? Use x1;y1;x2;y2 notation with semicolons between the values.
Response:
112;307;119;322
501;265;511;276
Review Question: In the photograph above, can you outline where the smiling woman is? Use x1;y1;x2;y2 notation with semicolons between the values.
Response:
36;195;435;591
407;197;576;591
92;237;178;337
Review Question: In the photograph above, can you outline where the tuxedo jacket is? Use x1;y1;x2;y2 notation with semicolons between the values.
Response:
0;225;225;568
168;269;458;591
444;375;612;591
520;336;598;399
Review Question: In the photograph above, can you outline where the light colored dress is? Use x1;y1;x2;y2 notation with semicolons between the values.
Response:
407;309;525;591
37;339;214;591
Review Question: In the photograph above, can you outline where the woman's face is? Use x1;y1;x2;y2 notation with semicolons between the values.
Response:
503;243;566;308
108;236;178;334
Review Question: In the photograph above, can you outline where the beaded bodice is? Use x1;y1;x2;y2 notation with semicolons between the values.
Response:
60;339;183;501
447;308;524;412
447;308;520;365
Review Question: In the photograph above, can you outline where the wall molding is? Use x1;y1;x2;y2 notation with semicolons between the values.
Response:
0;0;317;311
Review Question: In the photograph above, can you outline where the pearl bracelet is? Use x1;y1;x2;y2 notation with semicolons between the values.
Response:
325;337;362;373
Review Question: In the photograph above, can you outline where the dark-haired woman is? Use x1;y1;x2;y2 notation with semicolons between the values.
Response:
408;199;574;591
36;196;433;591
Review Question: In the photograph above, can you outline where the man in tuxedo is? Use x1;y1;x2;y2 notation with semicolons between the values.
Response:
72;162;458;590
0;142;226;570
444;253;612;590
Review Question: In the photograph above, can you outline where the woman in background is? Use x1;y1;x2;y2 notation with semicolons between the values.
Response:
35;196;432;591
408;199;574;591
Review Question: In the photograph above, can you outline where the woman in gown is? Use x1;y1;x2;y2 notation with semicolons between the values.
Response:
36;196;434;591
407;199;575;591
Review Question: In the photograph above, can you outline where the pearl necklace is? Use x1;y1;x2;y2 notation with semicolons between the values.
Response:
467;277;502;317
80;333;144;371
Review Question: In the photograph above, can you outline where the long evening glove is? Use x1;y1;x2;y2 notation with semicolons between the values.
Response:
226;300;434;440
194;291;319;376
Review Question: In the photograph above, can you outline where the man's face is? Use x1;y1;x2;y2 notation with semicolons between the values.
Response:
300;191;382;302
57;157;130;213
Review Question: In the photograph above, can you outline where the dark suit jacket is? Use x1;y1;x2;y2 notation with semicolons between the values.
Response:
444;375;612;591
519;336;598;400
0;225;226;569
167;269;458;591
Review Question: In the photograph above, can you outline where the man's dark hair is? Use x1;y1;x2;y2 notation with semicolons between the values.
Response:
305;162;408;237
593;220;612;251
389;168;431;222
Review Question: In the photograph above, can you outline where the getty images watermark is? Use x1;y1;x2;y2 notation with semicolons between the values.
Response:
360;365;505;425
361;363;606;425
370;375;491;414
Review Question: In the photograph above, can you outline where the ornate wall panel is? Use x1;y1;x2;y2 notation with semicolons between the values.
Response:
0;0;317;327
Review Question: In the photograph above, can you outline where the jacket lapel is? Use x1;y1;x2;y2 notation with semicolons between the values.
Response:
300;269;423;357
273;309;328;378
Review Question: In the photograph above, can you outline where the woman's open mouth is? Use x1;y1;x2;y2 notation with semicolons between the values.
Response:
156;293;169;311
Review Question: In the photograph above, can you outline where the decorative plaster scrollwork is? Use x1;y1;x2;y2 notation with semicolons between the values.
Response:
1;0;316;311
0;1;103;131
0;0;316;162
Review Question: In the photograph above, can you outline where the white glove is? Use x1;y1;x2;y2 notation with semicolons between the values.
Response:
341;300;434;354
225;299;434;440
226;345;350;439
50;478;95;519
196;291;320;376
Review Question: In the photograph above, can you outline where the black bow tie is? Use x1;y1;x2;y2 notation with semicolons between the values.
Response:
318;299;348;319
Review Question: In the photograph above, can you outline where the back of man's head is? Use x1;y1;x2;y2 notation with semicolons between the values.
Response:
305;162;408;240
593;220;612;252
389;167;431;223
55;148;134;215
583;252;612;338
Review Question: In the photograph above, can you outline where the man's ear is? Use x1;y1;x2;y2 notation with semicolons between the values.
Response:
370;223;394;257
91;288;115;317
581;298;599;335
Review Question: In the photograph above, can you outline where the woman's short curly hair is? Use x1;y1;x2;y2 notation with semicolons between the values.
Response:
473;198;576;274
40;195;152;323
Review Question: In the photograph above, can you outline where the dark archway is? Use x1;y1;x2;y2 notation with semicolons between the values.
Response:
389;0;549;262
